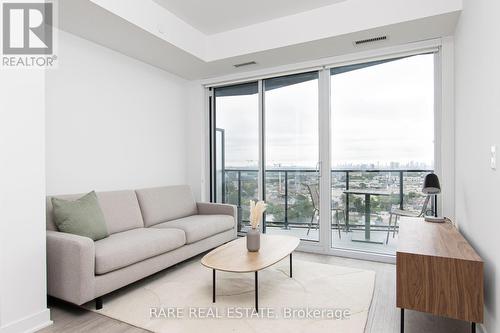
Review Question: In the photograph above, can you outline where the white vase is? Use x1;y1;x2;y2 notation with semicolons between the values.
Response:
246;228;260;252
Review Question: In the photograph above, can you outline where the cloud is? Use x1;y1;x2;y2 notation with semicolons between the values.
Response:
215;54;434;169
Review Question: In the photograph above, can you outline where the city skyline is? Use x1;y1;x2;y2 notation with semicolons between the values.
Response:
221;160;434;170
215;54;435;170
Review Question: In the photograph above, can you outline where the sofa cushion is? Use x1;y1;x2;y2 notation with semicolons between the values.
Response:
152;215;234;244
136;185;197;227
94;228;186;274
51;191;109;241
96;190;145;234
47;190;145;235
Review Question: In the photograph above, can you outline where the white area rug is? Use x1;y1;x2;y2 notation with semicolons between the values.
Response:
87;259;375;333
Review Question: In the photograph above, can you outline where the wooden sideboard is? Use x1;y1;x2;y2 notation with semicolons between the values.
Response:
396;218;483;333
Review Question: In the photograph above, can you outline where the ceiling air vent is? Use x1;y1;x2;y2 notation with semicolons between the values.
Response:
354;35;388;46
234;61;257;68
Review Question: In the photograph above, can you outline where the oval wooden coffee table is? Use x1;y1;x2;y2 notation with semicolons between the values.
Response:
201;234;300;312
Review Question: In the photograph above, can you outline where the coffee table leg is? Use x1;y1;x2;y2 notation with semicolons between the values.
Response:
290;253;293;278
255;271;258;312
212;269;216;303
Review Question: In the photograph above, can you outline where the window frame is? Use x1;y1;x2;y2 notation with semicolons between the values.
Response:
205;38;453;263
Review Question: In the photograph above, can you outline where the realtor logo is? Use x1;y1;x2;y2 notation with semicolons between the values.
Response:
1;1;57;68
2;2;53;54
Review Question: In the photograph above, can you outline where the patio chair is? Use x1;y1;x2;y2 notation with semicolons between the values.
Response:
306;184;345;238
386;195;432;244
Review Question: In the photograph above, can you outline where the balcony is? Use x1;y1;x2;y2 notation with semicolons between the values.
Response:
219;168;434;255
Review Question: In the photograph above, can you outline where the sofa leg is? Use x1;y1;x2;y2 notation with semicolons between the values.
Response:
95;297;103;310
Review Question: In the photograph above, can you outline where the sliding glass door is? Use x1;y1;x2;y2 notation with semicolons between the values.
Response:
263;72;320;241
330;54;435;255
213;82;259;232
210;50;437;257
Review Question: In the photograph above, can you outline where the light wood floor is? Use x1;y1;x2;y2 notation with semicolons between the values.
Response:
40;252;472;333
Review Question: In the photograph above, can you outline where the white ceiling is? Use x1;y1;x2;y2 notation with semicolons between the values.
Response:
59;0;462;80
152;0;346;34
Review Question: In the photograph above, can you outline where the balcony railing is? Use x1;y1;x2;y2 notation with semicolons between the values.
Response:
218;168;434;232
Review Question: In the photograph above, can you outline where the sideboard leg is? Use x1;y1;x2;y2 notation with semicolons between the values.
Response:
212;269;216;303
400;308;404;333
471;322;476;333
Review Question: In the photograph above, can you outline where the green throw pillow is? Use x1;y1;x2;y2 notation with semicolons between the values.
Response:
52;191;109;241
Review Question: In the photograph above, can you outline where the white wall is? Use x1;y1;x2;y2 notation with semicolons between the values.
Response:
46;30;190;195
454;1;500;332
0;69;51;332
0;28;191;333
185;82;206;201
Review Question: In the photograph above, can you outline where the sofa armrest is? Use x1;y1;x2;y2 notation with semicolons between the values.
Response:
46;230;95;305
197;202;237;218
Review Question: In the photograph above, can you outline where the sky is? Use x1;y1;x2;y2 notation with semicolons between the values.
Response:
215;54;434;170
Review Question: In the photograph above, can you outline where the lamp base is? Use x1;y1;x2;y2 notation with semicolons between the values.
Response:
424;216;446;223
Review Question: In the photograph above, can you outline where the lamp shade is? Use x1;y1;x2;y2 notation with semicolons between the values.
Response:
422;173;441;194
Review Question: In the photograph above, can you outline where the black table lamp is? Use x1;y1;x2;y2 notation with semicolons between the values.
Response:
422;173;444;222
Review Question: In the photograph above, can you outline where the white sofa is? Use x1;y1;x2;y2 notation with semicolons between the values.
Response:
46;185;237;309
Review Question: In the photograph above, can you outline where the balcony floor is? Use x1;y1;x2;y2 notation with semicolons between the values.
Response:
265;226;399;256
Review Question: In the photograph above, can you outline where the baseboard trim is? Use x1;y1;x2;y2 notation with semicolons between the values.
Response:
0;309;52;333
